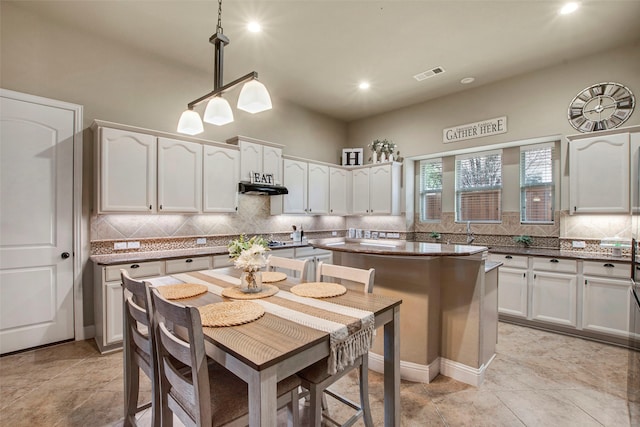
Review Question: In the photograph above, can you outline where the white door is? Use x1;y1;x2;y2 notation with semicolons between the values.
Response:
0;96;75;353
329;167;349;215
283;159;308;214
352;168;370;214
370;164;392;214
308;163;329;214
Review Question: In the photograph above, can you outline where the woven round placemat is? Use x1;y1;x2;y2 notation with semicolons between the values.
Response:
198;301;265;327
261;271;287;283
221;284;279;300
157;283;208;300
290;282;347;298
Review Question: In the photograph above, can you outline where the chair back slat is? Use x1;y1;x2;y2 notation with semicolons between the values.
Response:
150;287;213;425
316;262;375;294
266;255;309;282
131;327;152;356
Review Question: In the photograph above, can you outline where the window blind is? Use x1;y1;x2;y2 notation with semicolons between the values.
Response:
419;159;442;221
455;150;502;222
520;143;554;223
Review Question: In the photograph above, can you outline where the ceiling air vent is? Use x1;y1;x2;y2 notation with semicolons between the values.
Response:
413;66;445;82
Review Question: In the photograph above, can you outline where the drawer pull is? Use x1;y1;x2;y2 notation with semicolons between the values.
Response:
550;259;559;263
130;264;140;269
603;263;615;268
505;255;513;259
186;259;193;263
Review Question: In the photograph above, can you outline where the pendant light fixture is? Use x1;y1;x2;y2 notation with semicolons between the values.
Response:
177;0;272;135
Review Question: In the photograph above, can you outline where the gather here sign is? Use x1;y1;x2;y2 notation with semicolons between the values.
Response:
443;116;507;143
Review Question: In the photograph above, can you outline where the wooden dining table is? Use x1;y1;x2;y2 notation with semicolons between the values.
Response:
147;266;402;426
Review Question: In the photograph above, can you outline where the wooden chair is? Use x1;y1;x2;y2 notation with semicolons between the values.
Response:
266;255;309;282
148;286;301;427
121;269;160;427
298;262;375;427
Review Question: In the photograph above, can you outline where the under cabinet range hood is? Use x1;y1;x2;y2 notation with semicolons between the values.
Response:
238;182;288;196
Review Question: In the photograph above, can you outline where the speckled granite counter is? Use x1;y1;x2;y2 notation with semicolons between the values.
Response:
90;242;310;266
311;238;488;257
487;245;632;263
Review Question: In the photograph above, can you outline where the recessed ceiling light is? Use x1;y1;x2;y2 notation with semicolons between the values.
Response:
460;77;475;84
358;82;370;90
559;2;579;15
247;21;262;32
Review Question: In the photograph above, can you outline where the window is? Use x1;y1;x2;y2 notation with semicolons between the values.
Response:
455;150;502;222
520;143;554;223
419;159;442;221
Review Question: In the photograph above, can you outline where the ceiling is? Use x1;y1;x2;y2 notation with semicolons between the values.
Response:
11;0;640;122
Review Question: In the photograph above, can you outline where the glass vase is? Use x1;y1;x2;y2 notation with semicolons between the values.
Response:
240;270;263;293
380;152;387;162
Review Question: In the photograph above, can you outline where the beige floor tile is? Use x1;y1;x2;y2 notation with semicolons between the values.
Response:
555;388;635;426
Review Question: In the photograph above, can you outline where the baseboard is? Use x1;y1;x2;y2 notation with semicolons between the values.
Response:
367;352;439;383
439;355;495;387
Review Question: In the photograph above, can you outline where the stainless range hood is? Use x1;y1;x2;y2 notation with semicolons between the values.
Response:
238;182;288;196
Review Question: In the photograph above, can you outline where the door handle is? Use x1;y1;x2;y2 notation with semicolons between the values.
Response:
61;252;70;259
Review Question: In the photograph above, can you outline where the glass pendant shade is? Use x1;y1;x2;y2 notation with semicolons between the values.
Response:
177;109;204;135
237;80;272;114
203;96;234;126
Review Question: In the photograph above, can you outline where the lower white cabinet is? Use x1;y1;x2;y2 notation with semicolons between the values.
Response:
293;246;333;281
583;276;631;337
94;260;165;353
531;270;578;327
497;267;528;318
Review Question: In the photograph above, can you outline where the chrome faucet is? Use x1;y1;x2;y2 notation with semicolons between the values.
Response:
466;221;475;244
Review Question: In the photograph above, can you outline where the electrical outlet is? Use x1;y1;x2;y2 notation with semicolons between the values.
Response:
196;238;207;245
332;231;337;236
387;232;400;239
572;240;586;248
114;242;127;250
127;241;140;249
379;232;387;238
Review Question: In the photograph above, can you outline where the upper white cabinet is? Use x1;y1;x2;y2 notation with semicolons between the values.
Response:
352;162;402;215
157;137;202;213
307;162;330;214
630;131;640;212
275;159;330;215
329;167;350;215
203;145;239;213
568;132;630;213
230;136;283;184
97;127;156;213
281;159;308;214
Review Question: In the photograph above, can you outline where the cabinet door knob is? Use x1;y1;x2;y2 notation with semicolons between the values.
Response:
550;259;559;263
186;259;193;263
505;255;513;259
61;252;70;259
149;205;152;210
131;264;140;269
603;263;615;268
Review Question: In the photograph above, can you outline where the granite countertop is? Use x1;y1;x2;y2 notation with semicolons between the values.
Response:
90;241;310;266
310;238;488;257
485;260;503;272
488;245;632;263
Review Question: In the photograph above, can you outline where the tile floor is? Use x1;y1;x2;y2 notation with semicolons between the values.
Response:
1;322;638;426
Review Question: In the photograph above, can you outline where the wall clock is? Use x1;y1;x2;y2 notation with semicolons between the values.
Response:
567;82;635;132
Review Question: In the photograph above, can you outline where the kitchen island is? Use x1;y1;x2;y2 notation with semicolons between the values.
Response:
311;238;496;386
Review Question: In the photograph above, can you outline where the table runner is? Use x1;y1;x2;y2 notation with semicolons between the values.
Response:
149;270;374;374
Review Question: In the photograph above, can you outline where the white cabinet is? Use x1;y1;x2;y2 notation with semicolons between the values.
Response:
277;159;330;215
630;131;640;212
329;167;350;215
233;137;283;184
531;258;578;327
294;246;333;281
490;254;528;318
582;260;631;337
94;260;165;353
157;137;202;213
351;162;402;215
568;132;630;213
352;167;370;215
165;256;212;274
203;145;239;213
307;162;330;214
97;126;156;213
281;159;308;214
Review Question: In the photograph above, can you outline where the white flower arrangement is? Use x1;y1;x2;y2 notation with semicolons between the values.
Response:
368;139;398;158
228;235;270;272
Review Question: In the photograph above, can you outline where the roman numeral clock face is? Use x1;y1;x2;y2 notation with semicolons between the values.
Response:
568;82;635;132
